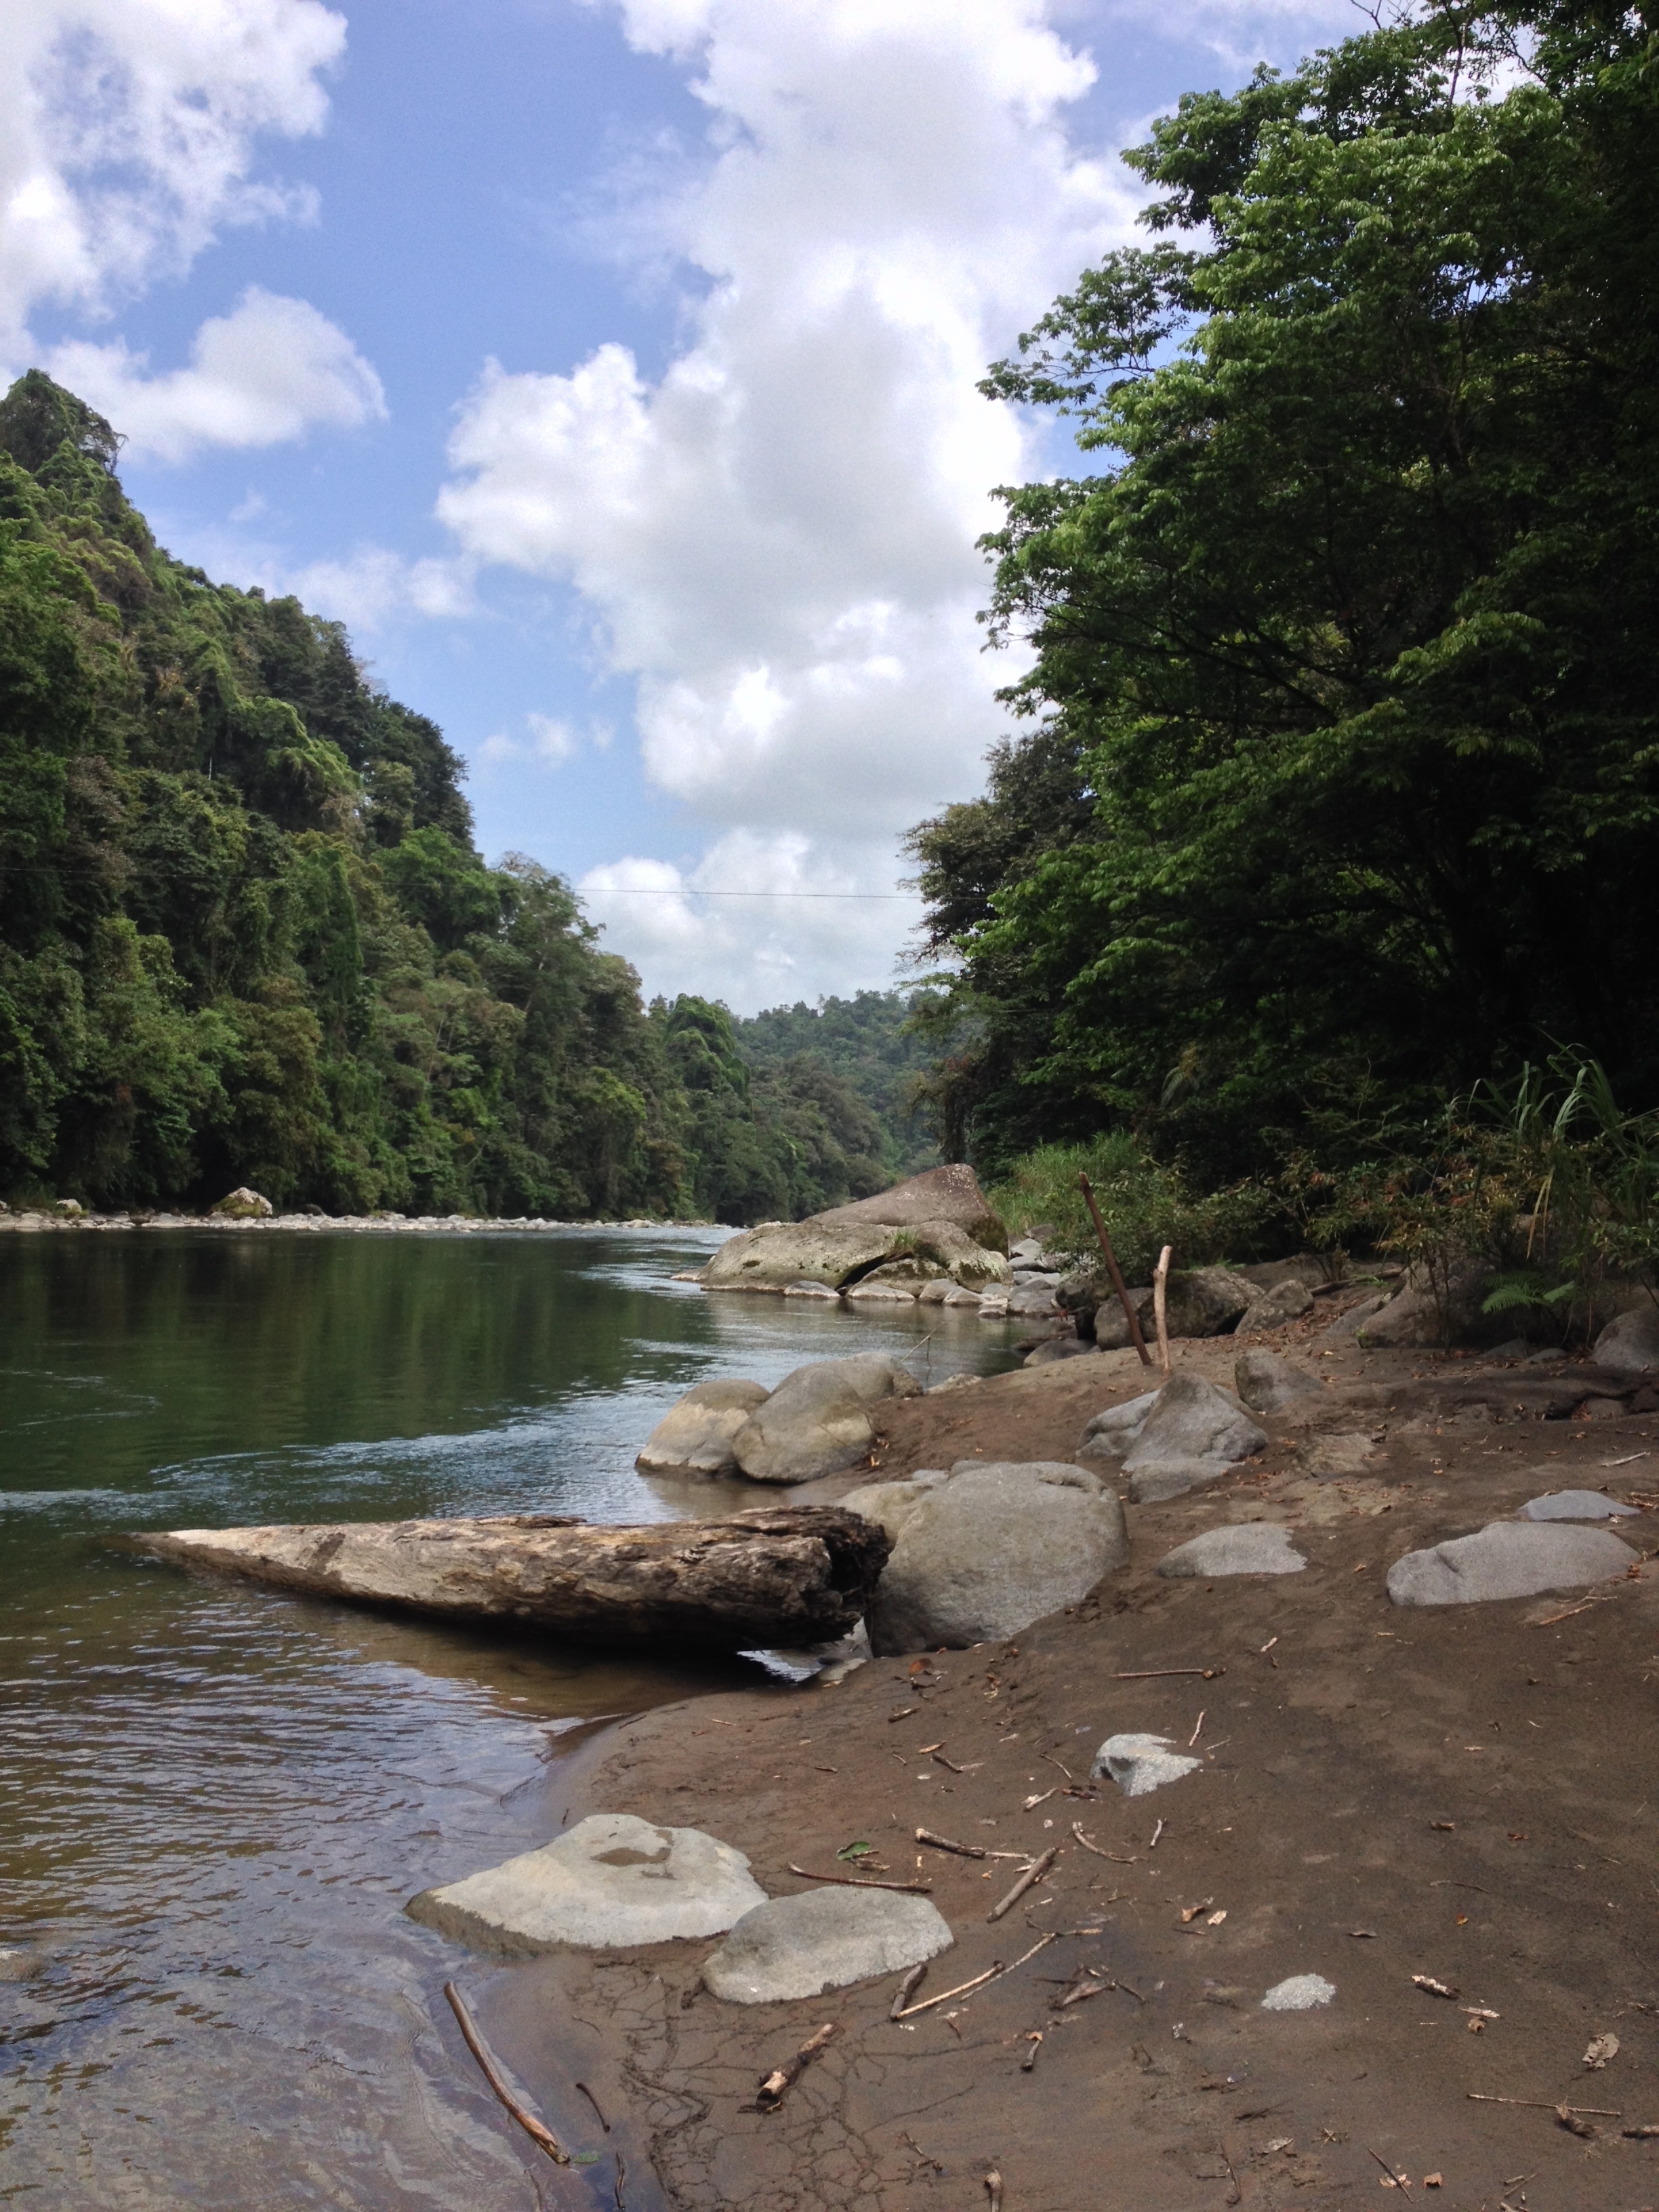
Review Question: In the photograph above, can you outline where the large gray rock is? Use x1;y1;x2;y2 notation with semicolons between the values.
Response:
704;1219;903;1294
1162;1268;1254;1338
635;1378;771;1477
840;1476;938;1547
1006;1281;1061;1317
1094;1290;1154;1350
1077;1389;1160;1462
1235;1349;1320;1415
1121;1374;1269;1503
732;1353;921;1483
866;1460;1128;1654
407;1813;766;1954
1387;1521;1639;1607
1594;1305;1659;1379
1237;1255;1330;1294
1519;1490;1639;1521
1024;1337;1101;1368
1156;1523;1307;1577
1236;1278;1313;1333
702;1887;953;2004
811;1163;1006;1251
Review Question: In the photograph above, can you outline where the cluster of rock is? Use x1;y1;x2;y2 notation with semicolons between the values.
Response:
636;1352;922;1483
699;1166;1015;1307
0;1187;678;1233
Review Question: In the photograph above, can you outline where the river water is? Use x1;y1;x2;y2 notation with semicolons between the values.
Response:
0;1227;1019;2209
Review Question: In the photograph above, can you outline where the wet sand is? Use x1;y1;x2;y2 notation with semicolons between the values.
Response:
453;1324;1659;2211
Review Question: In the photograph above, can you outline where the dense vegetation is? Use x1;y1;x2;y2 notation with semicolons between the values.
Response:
0;371;922;1222
911;1;1659;1208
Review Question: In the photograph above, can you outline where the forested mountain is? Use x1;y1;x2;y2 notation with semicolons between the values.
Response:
910;1;1659;1187
733;989;943;1181
0;371;908;1223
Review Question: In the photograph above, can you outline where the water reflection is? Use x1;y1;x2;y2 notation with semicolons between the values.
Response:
0;1229;1019;2207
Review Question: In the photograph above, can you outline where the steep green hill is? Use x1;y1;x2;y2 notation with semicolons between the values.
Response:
733;989;943;1180
0;372;901;1223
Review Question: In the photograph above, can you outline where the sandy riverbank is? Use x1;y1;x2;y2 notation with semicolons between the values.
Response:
438;1322;1659;2212
0;1208;712;1233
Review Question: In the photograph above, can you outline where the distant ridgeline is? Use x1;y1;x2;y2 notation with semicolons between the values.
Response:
0;371;936;1222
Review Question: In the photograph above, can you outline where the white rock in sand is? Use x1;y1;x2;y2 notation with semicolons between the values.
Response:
702;1887;953;2004
406;1812;766;1953
1092;1732;1202;1797
1262;1974;1335;2011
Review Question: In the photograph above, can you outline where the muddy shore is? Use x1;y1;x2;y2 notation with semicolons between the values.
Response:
430;1319;1659;2212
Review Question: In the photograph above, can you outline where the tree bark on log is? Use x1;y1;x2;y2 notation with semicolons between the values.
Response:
132;1507;889;1653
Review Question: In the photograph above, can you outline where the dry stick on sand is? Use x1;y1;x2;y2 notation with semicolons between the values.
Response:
754;2022;836;2113
1152;1244;1173;1374
575;2081;611;2133
890;1965;928;2020
443;1980;571;2165
1116;1666;1225;1681
1071;1821;1136;1863
984;2168;1004;2212
1467;2093;1621;2116
895;1934;1059;2020
989;1847;1059;1922
1078;1171;1153;1368
916;1827;1029;1862
787;1864;933;1894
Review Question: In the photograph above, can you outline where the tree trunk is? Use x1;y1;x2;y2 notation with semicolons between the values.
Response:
134;1507;888;1653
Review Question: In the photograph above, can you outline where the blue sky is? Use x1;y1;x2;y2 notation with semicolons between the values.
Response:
5;0;1357;1009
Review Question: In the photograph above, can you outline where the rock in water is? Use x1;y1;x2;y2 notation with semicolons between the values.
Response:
1077;1389;1161;1462
1156;1524;1307;1577
704;1219;909;1294
1092;1733;1202;1797
1234;1349;1320;1414
1594;1305;1659;1378
731;1353;920;1483
1519;1490;1639;1521
635;1378;771;1477
701;1888;954;2004
1121;1374;1268;1502
213;1186;273;1218
811;1162;1006;1249
407;1813;766;1953
1387;1520;1639;1606
134;1505;888;1652
864;1460;1128;1655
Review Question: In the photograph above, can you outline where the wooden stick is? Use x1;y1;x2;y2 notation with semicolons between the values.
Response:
444;1980;570;2165
1115;1666;1224;1680
1366;2146;1410;2189
1152;1244;1172;1373
788;1863;933;1894
1071;1821;1136;1862
915;1825;985;1858
988;1846;1058;1922
755;2022;836;2112
1078;1172;1153;1367
575;2080;611;2133
890;1964;928;2020
895;1933;1058;2019
1466;2093;1621;2114
984;2168;1004;2212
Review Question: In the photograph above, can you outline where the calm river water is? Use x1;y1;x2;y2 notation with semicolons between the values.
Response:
0;1227;1019;2209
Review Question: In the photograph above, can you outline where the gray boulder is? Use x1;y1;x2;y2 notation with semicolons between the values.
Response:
1121;1374;1269;1503
1162;1268;1254;1338
840;1475;941;1547
812;1162;1007;1251
1078;1389;1161;1462
1006;1280;1061;1317
783;1279;840;1300
1235;1349;1320;1415
1237;1255;1330;1294
635;1378;771;1477
1387;1521;1639;1607
702;1887;953;2005
1156;1523;1307;1577
866;1460;1128;1654
845;1279;918;1303
1024;1337;1101;1368
732;1353;921;1483
1324;1292;1391;1338
1519;1490;1639;1521
1094;1290;1154;1350
1593;1305;1659;1379
407;1813;766;1954
705;1219;905;1294
1236;1278;1313;1333
1092;1732;1202;1797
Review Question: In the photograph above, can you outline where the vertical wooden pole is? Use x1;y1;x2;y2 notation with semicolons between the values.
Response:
1077;1173;1153;1368
1152;1244;1173;1373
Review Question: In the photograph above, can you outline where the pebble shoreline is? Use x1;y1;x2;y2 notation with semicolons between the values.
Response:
0;1210;711;1234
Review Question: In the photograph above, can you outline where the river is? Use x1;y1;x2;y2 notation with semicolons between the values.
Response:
0;1226;1019;2209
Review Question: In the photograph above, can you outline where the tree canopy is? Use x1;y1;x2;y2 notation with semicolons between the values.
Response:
909;1;1659;1183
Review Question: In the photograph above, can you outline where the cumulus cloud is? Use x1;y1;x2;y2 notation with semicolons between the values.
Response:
0;0;346;365
278;544;476;630
438;0;1136;1005
45;287;384;461
479;713;581;769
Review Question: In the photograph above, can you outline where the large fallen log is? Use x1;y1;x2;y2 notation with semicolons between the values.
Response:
132;1505;889;1653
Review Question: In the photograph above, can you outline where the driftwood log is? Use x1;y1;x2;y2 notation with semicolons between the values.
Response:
132;1506;889;1652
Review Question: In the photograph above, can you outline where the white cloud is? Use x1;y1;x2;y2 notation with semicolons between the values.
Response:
0;0;346;366
438;0;1136;1005
279;544;477;630
479;712;581;768
45;287;384;461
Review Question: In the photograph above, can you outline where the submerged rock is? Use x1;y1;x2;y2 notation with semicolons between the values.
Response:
1156;1523;1307;1578
407;1813;767;1954
1387;1520;1639;1606
1121;1374;1268;1503
732;1353;921;1483
635;1378;771;1477
702;1887;954;2005
865;1460;1128;1654
1092;1732;1202;1797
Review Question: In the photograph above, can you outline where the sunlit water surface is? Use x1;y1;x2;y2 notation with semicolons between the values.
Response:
0;1228;1018;2208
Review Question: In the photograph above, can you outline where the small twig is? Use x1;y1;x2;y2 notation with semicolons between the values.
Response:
1367;2146;1410;2190
932;1750;980;1774
575;2080;611;2133
1115;1666;1224;1681
914;1826;983;1859
1071;1821;1136;1862
989;1847;1059;1921
614;2146;626;2212
1148;1818;1165;1851
1021;2031;1042;2072
1188;1710;1206;1747
1466;2093;1621;2115
1219;2142;1242;2207
895;1933;1058;2019
984;2167;1004;2212
890;1965;927;2020
444;1981;570;2165
1040;1752;1074;1781
789;1864;933;1893
754;2022;836;2112
1532;1599;1599;1628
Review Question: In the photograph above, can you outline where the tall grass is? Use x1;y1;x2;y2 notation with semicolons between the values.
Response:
986;1135;1268;1283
